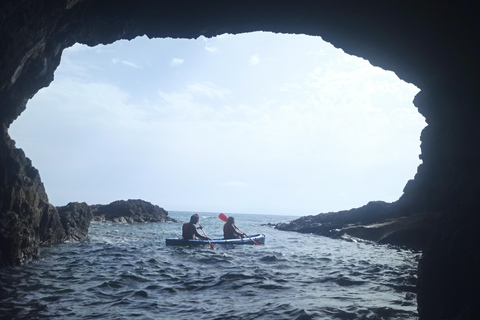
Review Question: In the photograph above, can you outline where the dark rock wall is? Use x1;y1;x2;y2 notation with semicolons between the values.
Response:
0;124;60;265
56;202;92;242
1;1;480;318
0;122;91;265
417;204;480;319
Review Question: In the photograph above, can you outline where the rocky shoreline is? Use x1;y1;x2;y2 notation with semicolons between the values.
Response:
275;201;439;250
40;199;175;244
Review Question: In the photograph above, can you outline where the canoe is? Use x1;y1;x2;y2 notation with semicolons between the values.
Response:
166;233;266;246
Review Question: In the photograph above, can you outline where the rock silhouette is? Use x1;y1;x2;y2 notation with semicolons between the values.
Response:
1;1;479;318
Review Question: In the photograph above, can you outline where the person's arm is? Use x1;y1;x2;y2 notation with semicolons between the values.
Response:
194;227;210;240
232;224;245;238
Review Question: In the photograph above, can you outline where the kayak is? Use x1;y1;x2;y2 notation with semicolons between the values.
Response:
166;233;266;246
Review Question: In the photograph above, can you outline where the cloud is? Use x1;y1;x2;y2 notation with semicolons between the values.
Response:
111;58;142;69
307;49;327;56
205;46;218;53
199;34;220;53
151;82;233;122
121;60;142;69
250;54;260;65
186;82;231;99
171;58;184;66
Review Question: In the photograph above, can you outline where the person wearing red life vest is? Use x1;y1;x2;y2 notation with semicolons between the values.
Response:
182;214;210;240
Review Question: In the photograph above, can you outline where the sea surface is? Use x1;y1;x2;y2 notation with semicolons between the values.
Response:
0;211;420;320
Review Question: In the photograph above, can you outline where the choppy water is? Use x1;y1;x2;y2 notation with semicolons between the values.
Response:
0;211;419;320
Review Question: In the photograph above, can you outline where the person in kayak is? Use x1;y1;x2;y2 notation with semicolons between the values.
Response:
223;216;245;239
182;214;210;240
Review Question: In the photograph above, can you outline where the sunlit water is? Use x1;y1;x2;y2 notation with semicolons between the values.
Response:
0;211;419;320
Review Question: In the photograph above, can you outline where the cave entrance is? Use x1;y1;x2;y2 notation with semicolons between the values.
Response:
9;32;424;216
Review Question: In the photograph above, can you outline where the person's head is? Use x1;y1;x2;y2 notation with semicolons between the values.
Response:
227;216;235;224
190;214;199;224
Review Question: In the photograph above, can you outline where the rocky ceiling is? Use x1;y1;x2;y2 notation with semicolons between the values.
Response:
1;1;480;319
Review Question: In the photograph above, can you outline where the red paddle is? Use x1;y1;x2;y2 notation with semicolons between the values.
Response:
218;213;260;245
198;223;214;249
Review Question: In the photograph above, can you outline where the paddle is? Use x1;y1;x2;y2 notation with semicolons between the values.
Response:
198;223;214;249
218;213;260;245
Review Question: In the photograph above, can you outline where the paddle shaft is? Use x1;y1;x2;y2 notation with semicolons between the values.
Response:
234;226;260;245
198;223;214;249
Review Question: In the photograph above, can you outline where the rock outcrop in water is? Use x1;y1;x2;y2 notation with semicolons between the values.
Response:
275;201;438;250
90;199;176;223
55;202;92;242
1;1;480;318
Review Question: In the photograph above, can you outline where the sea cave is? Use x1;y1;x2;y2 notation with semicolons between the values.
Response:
1;1;479;319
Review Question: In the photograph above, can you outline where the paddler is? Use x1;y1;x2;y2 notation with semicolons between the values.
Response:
182;214;210;240
223;216;245;239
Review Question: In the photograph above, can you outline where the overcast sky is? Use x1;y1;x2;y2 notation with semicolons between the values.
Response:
9;32;425;216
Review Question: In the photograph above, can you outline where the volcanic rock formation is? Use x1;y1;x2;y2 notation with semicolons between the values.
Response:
275;201;439;250
90;199;176;223
1;1;479;319
55;202;92;242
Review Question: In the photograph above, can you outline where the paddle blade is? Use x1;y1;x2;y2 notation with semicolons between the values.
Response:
219;213;228;222
246;235;260;245
209;243;214;249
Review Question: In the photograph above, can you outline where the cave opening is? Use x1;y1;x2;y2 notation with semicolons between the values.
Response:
9;32;425;216
2;2;479;317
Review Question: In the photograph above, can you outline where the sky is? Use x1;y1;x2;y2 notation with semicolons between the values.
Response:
9;32;425;216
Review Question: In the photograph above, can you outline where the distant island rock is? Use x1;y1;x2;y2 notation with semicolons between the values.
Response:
90;199;177;223
275;201;439;250
51;199;175;243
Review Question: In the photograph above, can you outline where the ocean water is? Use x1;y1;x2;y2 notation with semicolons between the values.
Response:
0;211;420;320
